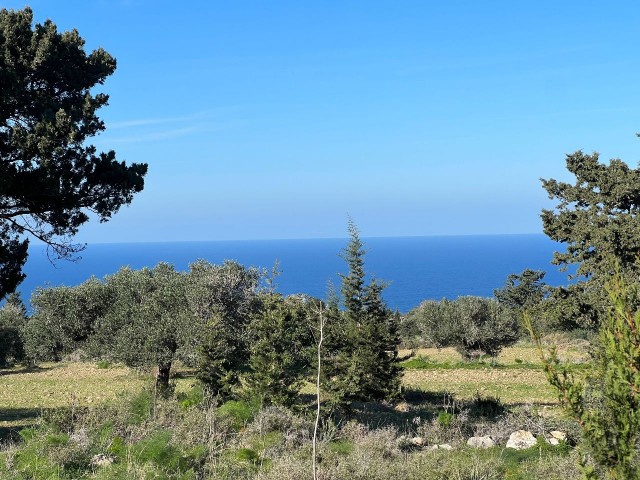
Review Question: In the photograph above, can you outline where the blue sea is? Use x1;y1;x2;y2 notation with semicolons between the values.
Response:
19;234;571;313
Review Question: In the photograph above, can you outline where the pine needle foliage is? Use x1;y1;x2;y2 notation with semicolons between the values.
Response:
526;267;640;479
322;220;401;411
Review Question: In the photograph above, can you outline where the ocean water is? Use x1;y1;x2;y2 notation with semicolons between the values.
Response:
18;234;571;313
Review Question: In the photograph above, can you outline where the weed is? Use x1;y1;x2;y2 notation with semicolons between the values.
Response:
96;360;112;369
218;399;259;431
329;439;355;455
437;411;455;427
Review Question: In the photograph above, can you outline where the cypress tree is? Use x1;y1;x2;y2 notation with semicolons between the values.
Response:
322;220;401;410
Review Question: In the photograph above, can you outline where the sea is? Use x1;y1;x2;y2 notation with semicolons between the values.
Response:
18;234;572;313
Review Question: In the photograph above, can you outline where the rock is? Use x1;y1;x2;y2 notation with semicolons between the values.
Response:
90;454;114;468
547;431;567;445
506;430;537;450
394;401;410;413
410;436;425;447
466;436;496;448
550;430;567;441
428;443;453;451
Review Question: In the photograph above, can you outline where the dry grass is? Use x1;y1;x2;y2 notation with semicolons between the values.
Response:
398;343;584;405
0;343;581;432
402;368;556;404
0;362;143;410
400;341;590;365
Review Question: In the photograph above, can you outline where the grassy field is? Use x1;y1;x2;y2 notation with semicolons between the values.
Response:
0;342;585;435
0;343;588;479
397;341;589;405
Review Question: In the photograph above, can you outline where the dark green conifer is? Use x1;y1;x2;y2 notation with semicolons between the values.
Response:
322;220;401;410
244;294;313;406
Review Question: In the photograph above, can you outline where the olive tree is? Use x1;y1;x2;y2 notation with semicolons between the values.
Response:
23;277;113;362
0;293;26;366
416;296;519;360
90;264;191;391
186;260;263;397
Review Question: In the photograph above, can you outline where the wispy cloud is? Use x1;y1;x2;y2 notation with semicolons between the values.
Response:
100;107;246;145
104;126;206;145
107;109;234;130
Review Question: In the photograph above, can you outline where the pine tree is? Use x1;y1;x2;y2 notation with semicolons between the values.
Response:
322;220;401;410
527;266;640;479
244;294;313;406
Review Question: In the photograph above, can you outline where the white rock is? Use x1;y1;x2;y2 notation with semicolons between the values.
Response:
466;436;496;448
411;436;425;447
549;438;560;446
428;443;453;451
550;430;567;441
506;430;537;450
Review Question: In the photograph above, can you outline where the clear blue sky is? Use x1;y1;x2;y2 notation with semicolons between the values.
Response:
6;1;640;241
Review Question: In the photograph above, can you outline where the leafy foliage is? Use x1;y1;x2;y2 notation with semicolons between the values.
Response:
190;260;262;397
494;269;548;310
91;263;191;391
414;296;519;360
0;292;26;366
0;7;147;298
23;277;113;362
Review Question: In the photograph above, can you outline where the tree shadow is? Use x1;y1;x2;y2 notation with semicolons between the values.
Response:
0;407;43;442
0;364;55;377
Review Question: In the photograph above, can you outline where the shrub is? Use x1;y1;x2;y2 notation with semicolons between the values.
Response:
528;267;640;479
436;411;455;428
218;399;260;431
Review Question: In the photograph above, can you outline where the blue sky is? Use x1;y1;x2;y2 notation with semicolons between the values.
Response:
6;1;640;241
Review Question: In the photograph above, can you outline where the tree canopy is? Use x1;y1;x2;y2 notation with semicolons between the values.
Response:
541;150;640;327
322;221;401;409
541;151;640;278
0;7;148;298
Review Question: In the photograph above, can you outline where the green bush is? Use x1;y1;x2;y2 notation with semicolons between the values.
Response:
177;384;205;409
218;399;259;431
436;411;455;428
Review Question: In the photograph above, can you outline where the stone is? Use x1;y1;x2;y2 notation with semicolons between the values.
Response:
410;436;425;447
506;430;537;450
429;443;452;450
547;431;567;445
466;436;496;448
550;430;567;441
90;454;114;468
